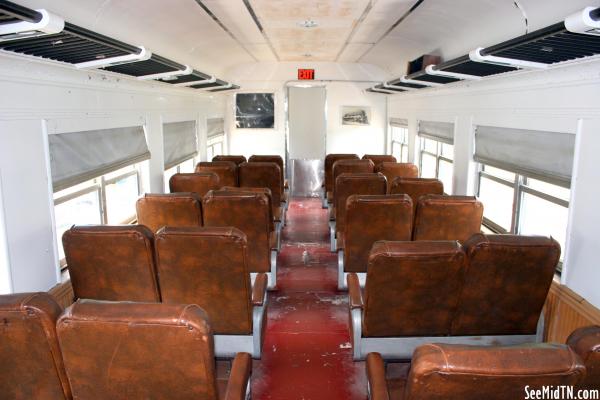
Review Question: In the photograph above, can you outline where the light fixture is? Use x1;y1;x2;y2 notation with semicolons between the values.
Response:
298;19;318;28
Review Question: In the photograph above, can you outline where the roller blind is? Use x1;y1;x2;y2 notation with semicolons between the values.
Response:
49;126;150;192
389;118;408;128
474;125;575;186
418;120;454;144
207;118;225;139
163;121;197;169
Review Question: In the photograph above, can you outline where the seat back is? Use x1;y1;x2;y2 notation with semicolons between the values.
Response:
334;173;386;234
364;241;465;337
63;225;160;302
361;154;397;167
238;162;283;204
0;293;71;399
324;154;359;194
136;193;203;233
249;155;284;188
389;177;444;213
155;227;252;335
567;325;600;390
220;186;274;230
332;159;374;198
195;161;238;187
452;233;560;336
343;194;413;273
203;190;271;273
404;343;585;400
375;162;418;191
169;172;220;197
57;300;219;400
413;195;483;242
212;155;247;165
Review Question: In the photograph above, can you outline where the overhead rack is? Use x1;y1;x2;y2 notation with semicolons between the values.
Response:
369;6;600;94
0;0;239;92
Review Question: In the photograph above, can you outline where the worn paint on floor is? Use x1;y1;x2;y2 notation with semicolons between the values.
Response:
252;198;367;400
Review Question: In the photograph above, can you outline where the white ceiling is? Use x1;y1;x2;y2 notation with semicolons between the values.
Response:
11;0;600;80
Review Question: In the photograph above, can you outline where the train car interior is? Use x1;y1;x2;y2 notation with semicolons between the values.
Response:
1;0;600;398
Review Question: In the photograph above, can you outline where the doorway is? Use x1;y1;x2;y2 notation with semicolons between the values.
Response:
286;85;327;197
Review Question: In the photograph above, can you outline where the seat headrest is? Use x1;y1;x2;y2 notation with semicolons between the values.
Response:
567;325;600;390
212;155;247;165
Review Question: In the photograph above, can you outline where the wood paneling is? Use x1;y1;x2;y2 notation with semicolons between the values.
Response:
48;280;74;310
544;279;600;343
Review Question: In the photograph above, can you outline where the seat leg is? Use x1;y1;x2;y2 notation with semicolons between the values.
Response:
329;221;336;252
269;249;277;290
337;250;346;290
351;308;363;361
275;221;282;251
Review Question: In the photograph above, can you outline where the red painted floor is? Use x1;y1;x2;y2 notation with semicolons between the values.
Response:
252;198;367;400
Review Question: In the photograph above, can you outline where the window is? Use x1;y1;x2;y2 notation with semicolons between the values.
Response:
54;163;144;266
390;125;409;162
207;117;225;162
164;157;196;192
419;138;454;194
477;164;570;266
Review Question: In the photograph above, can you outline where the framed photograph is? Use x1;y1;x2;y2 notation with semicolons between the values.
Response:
341;105;371;126
235;93;275;129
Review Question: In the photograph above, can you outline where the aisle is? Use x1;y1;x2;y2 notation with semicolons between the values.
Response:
252;198;367;400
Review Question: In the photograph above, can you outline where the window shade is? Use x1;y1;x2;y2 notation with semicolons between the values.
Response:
390;118;408;127
163;121;197;169
207;118;225;139
474;125;574;186
418;120;454;144
49;126;150;192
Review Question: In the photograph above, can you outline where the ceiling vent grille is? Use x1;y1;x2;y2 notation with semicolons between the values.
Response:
0;0;239;92
369;6;600;95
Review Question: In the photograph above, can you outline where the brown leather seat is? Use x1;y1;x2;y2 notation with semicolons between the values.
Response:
359;241;466;338
169;172;220;197
375;163;418;192
136;193;203;233
331;159;375;202
249;155;286;190
412;195;483;242
334;173;387;238
362;154;397;168
196;161;238;187
324;154;359;203
220;186;276;228
342;194;412;277
203;190;272;273
568;325;600;390
155;227;268;358
57;300;252;400
452;233;560;336
0;292;71;399
389;177;444;213
63;225;160;302
238;162;283;215
366;343;585;400
212;155;247;165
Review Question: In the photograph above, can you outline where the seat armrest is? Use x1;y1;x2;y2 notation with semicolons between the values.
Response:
224;352;252;400
348;273;363;309
366;353;390;400
252;273;268;306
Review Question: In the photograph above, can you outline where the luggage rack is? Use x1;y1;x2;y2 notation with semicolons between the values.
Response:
0;0;239;92
369;6;600;94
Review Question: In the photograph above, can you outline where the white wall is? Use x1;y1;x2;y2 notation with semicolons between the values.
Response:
387;57;600;308
224;62;388;159
0;52;225;293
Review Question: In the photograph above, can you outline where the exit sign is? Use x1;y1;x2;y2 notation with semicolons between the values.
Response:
298;69;315;80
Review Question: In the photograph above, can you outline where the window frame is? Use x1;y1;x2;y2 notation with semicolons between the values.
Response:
207;134;225;161
477;164;570;273
53;163;144;269
419;137;454;192
390;124;409;163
